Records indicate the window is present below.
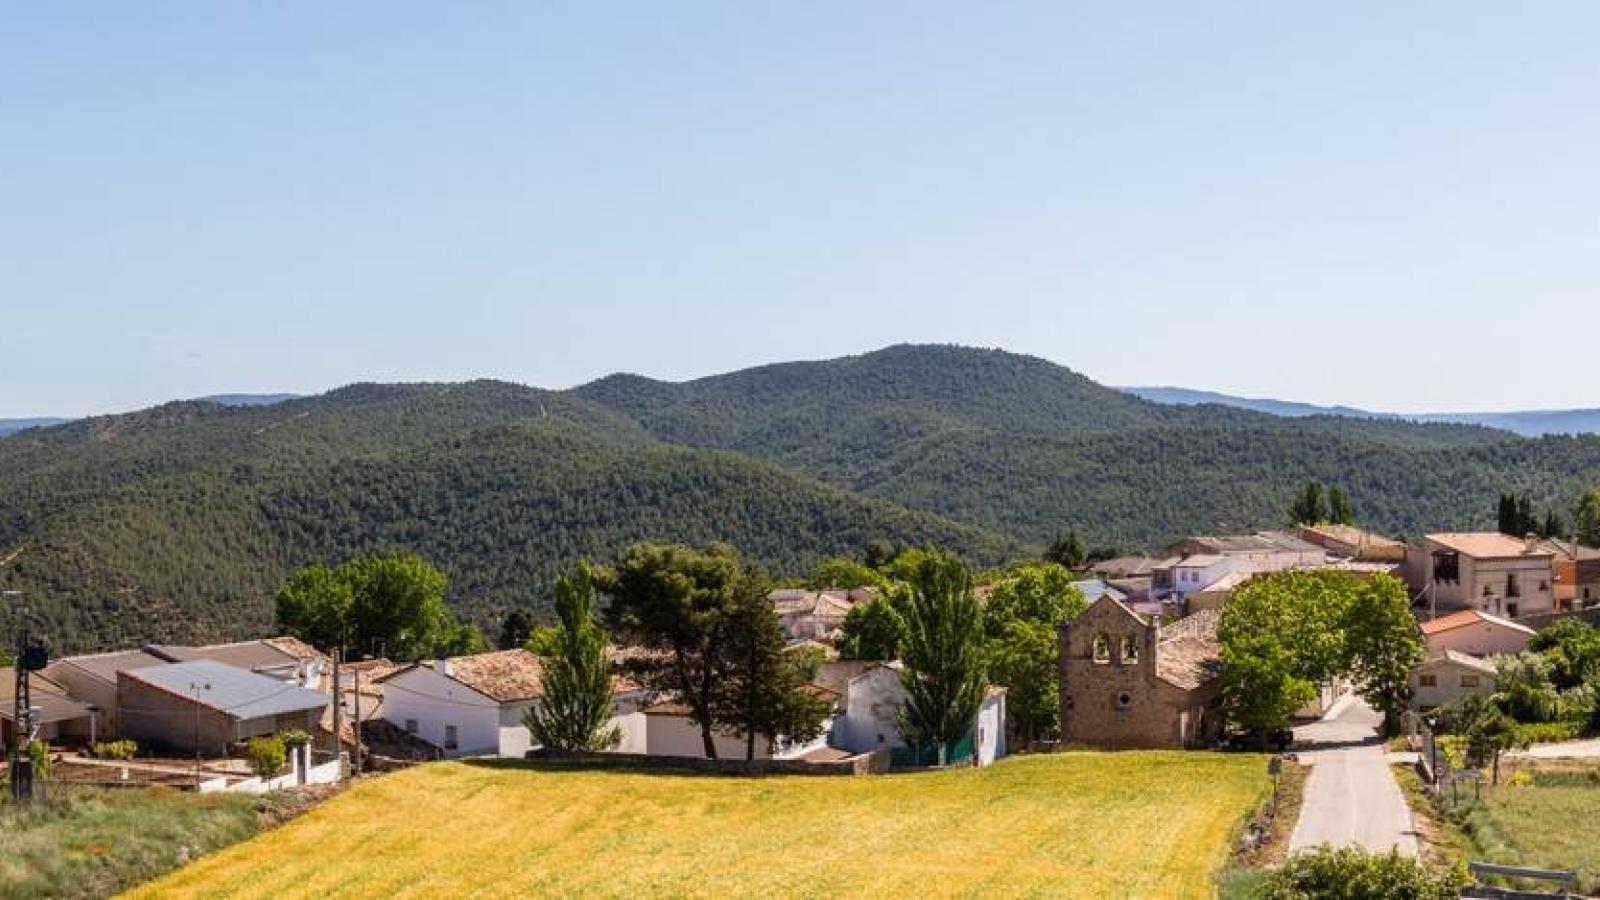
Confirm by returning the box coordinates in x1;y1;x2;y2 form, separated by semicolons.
1115;691;1133;710
1459;675;1480;688
1432;551;1460;583
1120;635;1139;666
1419;674;1438;687
1092;634;1112;664
404;719;418;735
444;725;459;750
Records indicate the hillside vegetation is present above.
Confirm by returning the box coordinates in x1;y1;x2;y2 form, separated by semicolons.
4;344;1599;652
126;753;1270;899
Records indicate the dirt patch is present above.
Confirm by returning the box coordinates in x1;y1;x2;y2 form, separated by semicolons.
255;782;349;830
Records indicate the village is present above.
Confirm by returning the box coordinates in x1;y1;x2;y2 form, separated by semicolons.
4;513;1599;897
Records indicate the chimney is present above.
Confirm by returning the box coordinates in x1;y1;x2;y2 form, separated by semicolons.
1525;533;1541;555
437;656;452;677
1144;613;1161;664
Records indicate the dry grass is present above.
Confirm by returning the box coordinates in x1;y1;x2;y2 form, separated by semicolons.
125;752;1271;900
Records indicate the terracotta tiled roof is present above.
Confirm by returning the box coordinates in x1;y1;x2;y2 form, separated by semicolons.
1419;650;1498;676
427;650;544;703
1155;609;1222;691
1420;609;1535;637
1427;532;1552;559
263;636;325;661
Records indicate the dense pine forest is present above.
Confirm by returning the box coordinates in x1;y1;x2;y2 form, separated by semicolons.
3;344;1597;652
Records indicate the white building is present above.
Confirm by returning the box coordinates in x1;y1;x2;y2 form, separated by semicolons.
1407;533;1557;621
378;649;648;758
1420;609;1536;659
824;662;1007;766
641;695;837;760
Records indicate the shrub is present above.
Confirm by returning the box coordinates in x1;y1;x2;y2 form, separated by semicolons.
1511;720;1584;745
27;740;49;781
246;736;287;781
278;729;311;749
1264;847;1457;899
91;739;139;760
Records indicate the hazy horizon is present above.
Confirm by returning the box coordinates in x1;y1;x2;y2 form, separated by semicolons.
7;4;1599;417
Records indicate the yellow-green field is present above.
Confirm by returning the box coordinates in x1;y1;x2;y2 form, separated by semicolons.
126;752;1270;899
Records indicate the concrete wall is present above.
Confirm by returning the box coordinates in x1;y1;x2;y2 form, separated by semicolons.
529;747;893;776
42;666;121;736
975;692;1006;765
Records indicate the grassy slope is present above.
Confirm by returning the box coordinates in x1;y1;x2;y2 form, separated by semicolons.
1466;764;1600;893
0;789;259;900
127;753;1270;900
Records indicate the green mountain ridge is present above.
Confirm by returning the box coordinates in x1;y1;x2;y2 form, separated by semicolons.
4;344;1596;653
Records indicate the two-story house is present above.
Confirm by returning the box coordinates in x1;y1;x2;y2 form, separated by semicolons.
1407;533;1556;621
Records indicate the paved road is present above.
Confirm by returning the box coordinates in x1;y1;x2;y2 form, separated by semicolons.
1515;738;1600;759
1288;698;1419;857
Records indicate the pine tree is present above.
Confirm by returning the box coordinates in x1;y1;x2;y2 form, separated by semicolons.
1327;486;1354;526
1497;494;1518;535
1043;529;1087;568
1576;489;1600;548
1516;496;1536;536
525;561;620;753
714;580;831;761
897;550;986;766
1289;482;1329;526
498;608;535;650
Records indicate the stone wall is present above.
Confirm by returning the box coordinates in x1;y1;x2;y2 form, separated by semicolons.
525;747;892;776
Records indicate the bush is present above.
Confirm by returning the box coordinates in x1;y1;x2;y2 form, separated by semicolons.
1264;847;1457;899
1511;720;1585;745
27;740;49;781
278;729;311;749
245;736;287;781
91;739;139;760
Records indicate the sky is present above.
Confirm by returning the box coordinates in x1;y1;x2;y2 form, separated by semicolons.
4;3;1600;418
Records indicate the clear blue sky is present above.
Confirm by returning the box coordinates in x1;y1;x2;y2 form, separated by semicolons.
5;3;1599;417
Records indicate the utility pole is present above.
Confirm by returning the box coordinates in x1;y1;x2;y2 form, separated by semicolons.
351;665;362;777
330;646;343;778
6;590;34;804
189;680;211;789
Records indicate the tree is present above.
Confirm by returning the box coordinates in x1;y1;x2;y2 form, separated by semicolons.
602;543;745;759
806;557;885;591
836;592;908;660
896;550;986;766
1517;495;1536;536
1542;510;1564;541
1493;652;1561;723
275;554;471;661
1043;530;1087;569
246;735;287;780
1342;575;1424;736
1218;631;1317;740
498;608;535;651
1528;618;1600;691
715;591;831;760
525;561;621;753
981;564;1089;745
1327;486;1354;526
1497;493;1519;536
1465;705;1524;785
1288;482;1328;526
863;538;899;570
1576;489;1600;548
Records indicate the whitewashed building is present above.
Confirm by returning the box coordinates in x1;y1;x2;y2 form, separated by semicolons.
823;662;1007;766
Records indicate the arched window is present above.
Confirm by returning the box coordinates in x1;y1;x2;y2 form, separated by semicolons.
1092;634;1112;664
1120;635;1139;666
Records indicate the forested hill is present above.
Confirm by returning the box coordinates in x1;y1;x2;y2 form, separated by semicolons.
4;344;1599;652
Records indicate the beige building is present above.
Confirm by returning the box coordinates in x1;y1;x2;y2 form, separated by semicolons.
1410;651;1497;712
1058;597;1220;749
1407;533;1556;621
1420;609;1535;658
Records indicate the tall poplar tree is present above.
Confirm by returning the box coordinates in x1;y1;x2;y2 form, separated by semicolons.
897;549;986;766
525;561;620;752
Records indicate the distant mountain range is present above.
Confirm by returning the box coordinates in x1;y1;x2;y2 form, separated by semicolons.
0;393;298;436
1121;387;1600;438
5;347;1599;652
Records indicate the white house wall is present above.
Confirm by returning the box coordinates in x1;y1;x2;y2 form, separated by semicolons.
380;667;506;758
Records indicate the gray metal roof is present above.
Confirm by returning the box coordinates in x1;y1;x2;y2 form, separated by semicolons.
122;659;327;721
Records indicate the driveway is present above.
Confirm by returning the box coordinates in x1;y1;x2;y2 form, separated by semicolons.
1288;698;1419;857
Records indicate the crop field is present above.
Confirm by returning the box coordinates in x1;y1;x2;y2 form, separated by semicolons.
126;752;1271;899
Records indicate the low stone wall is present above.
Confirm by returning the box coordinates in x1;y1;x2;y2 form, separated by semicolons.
525;748;892;776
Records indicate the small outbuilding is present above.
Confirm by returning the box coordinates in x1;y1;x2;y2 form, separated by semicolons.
117;659;328;755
